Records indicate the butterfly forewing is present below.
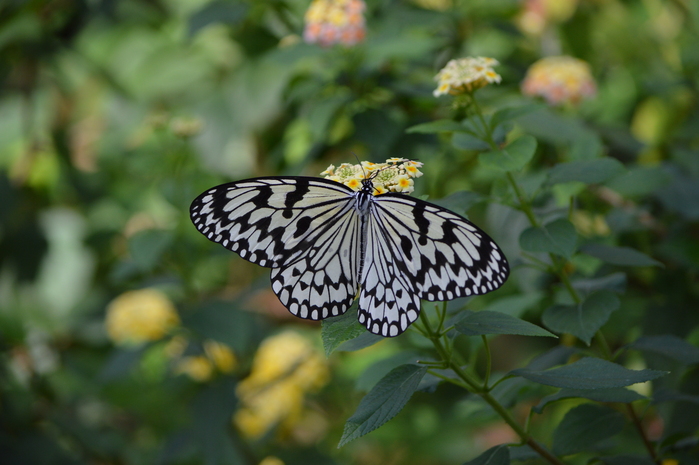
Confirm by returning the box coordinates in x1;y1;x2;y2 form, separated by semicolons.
190;177;355;268
370;194;510;302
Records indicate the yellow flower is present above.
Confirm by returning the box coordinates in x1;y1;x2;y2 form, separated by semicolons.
434;57;502;97
259;457;285;465
321;158;423;195
174;356;214;382
303;0;366;47
234;331;329;439
204;340;237;373
105;289;180;345
522;56;597;106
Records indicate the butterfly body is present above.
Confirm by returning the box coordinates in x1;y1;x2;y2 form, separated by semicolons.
191;175;509;337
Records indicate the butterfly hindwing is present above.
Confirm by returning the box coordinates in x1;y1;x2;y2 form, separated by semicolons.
371;193;510;303
270;201;362;321
358;210;421;337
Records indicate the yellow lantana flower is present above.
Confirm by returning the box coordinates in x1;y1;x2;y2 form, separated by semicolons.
105;289;180;345
434;57;501;97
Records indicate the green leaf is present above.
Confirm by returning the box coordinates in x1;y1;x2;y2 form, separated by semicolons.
552;404;625;456
431;190;485;215
479;135;537;172
464;445;510;465
533;387;645;413
406;119;466;134
356;352;420;391
580;243;663;267
321;306;366;356
453;132;490;150
455;311;556;338
490;104;542;130
337;331;384;353
339;364;428;447
542;290;620;345
188;1;248;37
605;166;671;198
481;292;544;318
128;229;173;271
546;158;625;185
510;357;668;389
629;335;699;365
519;218;577;258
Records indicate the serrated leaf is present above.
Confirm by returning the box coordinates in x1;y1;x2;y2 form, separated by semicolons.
542;290;620;345
337;331;384;353
479;135;537;172
406;119;466;133
455;311;556;338
520;218;577;258
356;352;420;391
533;387;645;413
580;243;663;267
464;444;510;465
510;357;667;389
339;364;427;447
321;306;365;356
629;335;699;365
552;404;625;456
546;158;625;185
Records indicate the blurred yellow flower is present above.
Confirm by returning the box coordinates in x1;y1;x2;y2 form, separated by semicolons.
259;457;285;465
174;356;214;382
304;0;366;47
517;0;579;35
411;0;451;11
204;340;237;373
321;158;424;195
234;331;329;439
105;289;180;345
433;57;501;97
522;56;597;106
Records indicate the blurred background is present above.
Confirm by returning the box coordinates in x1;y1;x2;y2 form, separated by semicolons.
1;0;698;464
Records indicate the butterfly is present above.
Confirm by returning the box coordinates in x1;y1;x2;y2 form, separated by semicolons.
190;169;509;337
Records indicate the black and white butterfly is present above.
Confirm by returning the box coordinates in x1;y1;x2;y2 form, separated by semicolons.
190;174;509;337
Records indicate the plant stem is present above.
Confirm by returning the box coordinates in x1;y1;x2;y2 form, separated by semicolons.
481;335;492;389
420;311;566;465
626;403;661;465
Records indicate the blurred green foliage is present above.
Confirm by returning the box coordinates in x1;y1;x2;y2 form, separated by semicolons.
1;0;699;464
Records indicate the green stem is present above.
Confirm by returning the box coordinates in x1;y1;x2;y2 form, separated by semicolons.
481;335;492;390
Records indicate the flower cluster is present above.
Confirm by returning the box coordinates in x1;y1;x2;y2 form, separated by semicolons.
521;56;597;106
517;0;579;35
321;158;423;195
105;289;180;345
303;0;366;47
169;338;238;382
234;331;329;439
433;57;502;97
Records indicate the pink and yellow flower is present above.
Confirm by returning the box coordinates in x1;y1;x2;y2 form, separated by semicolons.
521;56;597;106
304;0;366;47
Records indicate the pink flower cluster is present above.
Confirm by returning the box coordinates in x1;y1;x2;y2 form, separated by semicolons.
303;0;366;47
521;56;597;106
